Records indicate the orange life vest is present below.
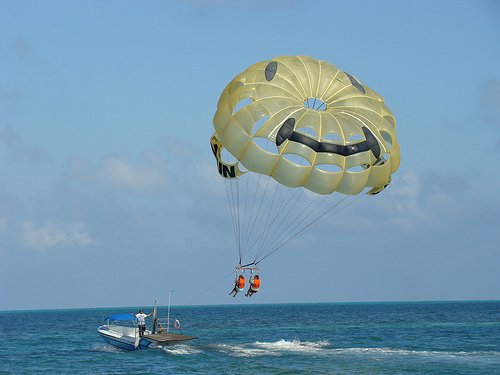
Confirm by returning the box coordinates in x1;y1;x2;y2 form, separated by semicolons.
252;278;261;289
237;277;245;289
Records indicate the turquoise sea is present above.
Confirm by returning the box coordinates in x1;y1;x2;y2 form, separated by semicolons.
1;301;499;374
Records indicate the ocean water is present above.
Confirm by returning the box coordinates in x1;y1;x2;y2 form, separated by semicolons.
1;301;499;374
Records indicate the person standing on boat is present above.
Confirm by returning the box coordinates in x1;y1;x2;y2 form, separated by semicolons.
135;309;151;337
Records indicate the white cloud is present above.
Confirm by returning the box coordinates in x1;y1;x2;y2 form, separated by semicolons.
21;221;94;250
388;171;429;223
370;168;474;232
195;158;225;195
67;152;168;193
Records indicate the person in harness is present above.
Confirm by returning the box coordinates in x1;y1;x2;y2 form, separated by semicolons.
245;274;260;297
229;274;245;297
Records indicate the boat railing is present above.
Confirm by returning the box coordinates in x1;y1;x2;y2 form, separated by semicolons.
99;316;145;338
155;317;180;334
155;318;169;333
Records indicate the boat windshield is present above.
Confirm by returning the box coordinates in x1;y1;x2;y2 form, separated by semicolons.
104;313;135;322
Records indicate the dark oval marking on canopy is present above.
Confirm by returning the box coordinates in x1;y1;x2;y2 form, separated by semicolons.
265;61;278;81
362;126;381;159
344;72;366;94
276;118;380;159
276;118;295;146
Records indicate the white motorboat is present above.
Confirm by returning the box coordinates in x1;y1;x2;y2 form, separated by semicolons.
98;298;197;351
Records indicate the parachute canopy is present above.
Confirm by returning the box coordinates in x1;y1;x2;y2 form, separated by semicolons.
212;55;400;196
211;56;400;268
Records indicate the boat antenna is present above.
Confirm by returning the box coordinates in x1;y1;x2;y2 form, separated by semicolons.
152;299;158;334
167;290;174;334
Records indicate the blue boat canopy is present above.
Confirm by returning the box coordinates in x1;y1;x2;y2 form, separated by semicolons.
104;313;135;322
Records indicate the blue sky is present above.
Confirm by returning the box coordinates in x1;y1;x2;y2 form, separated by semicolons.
1;0;499;310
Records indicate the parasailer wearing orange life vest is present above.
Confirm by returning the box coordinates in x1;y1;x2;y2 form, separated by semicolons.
245;275;260;297
229;274;245;297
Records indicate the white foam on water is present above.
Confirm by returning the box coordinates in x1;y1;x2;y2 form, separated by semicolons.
254;339;331;354
92;344;124;353
214;343;274;357
214;339;330;357
161;344;202;356
333;347;500;358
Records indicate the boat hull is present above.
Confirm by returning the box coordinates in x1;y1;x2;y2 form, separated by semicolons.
98;327;155;351
97;314;197;351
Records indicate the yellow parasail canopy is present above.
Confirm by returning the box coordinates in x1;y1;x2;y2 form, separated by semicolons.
212;55;400;196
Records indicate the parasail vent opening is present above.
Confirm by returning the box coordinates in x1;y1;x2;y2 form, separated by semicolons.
283;153;311;167
233;97;253;115
346;164;367;172
381;130;393;150
253;137;279;155
315;164;343;173
304;98;327;111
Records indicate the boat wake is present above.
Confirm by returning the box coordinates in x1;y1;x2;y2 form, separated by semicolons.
161;344;202;356
92;344;125;353
255;339;331;353
214;339;331;357
333;347;500;359
212;340;500;360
